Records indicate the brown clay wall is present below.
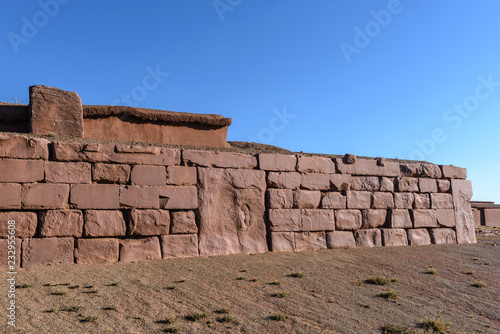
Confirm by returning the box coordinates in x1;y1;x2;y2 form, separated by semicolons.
0;133;476;268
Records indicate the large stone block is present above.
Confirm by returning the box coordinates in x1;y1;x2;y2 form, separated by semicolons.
0;159;44;182
388;209;413;228
39;210;83;237
29;85;84;137
301;173;331;190
84;210;126;237
451;179;475;243
127;209;170;236
301;209;335;231
0;212;37;238
330;174;352;191
45;161;91;184
352;176;379;191
413;209;438;228
22;237;74;267
131;165;166;185
394;193;414;209
346;191;371;209
293;190;321;209
75;238;119;264
472;208;481;227
372;192;394;209
267;189;293;209
70;184;119;209
158;186;198;209
484;208;500;227
336;209;362;230
396;177;419;192
430;193;453;209
441;165;467;179
170;211;197;234
0;183;21;209
354;229;382;248
92;163;131;184
270;232;295;252
414;194;430;209
419;178;438;193
382;229;408;247
268;209;301;232
267;172;301;189
429;228;457;244
437;180;450;193
161;234;199;258
361;210;387;228
326;231;356;249
379;177;394;192
119;237;162;263
258;154;296;171
407;229;431;245
120;185;159;209
297;156;334;173
166;166;197;186
197;168;267;256
400;163;442;179
294;232;327;251
436;209;456;227
0;133;49;160
0;238;21;267
335;158;400;177
182;150;257;169
321;192;346;209
22;183;69;209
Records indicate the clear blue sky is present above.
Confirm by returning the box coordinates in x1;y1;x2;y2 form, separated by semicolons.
2;1;500;203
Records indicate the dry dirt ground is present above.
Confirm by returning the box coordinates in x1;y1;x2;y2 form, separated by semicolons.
1;228;499;334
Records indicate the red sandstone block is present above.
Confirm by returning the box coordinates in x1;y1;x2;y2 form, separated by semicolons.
22;237;74;267
484;208;500;227
413;209;438;228
400;163;442;178
297;156;335;173
380;177;394;192
0;183;21;209
301;173;331;191
472;208;481;227
437;180;450;193
441;165;467;179
270;232;295;252
429;228;456;244
166;166;197;185
70;184;119;209
301;209;335;231
396;177;419;192
336;210;362;230
119;237;162;263
45;161;91;184
436;209;455;227
128;209;170;236
361;210;387;228
293;190;321;209
131;165;166;185
161;234;199;258
352;176;379;191
92;163;131;184
0;159;44;182
372;192;394;209
330;174;352;191
170;211;197;234
267;189;293;209
267;172;301;189
268;209;301;232
120;185;159;209
388;209;413;228
335;158;400;177
0;239;21;268
0;133;49;160
382;229;408;247
419;178;438;193
430;193;453;209
182;150;257;169
39;210;83;237
75;238;120;264
22;183;69;209
414;194;430;209
326;231;356;249
0;212;37;238
84;210;126;237
394;193;414;209
346;191;371;209
259;154;296;171
407;229;431;246
354;229;382;248
294;231;327;251
451;179;475;244
321;192;346;209
158;186;198;209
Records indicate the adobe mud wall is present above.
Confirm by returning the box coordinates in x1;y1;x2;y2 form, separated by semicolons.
0;133;475;268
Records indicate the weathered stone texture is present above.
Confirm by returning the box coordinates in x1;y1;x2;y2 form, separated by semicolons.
40;210;83;237
45;161;91;184
22;183;69;209
293;190;321;209
330;174;352;191
441;165;467;179
396;177;419;192
419;178;437;193
347;191;371;209
161;234;199;258
335;158;400;177
70;184;119;209
394;193;414;209
301;209;335;231
75;238;119;264
400;163;442;179
301;173;331;190
407;229;431;246
361;210;387;229
294;232;327;251
268;209;301;232
336;210;362;230
259;154;296;171
414;194;430;209
92;163;131;184
267;172;301;189
437;180;450;193
436;209;456;227
159;186;198;209
352;176;379;191
484;209;500;227
372;192;394;209
0;133;49;160
120;237;162;263
84;210;126;237
0;212;37;238
170;211;197;234
413;209;438;228
429;228;456;244
131;165;166;185
127;209;170;236
270;232;295;252
430;193;453;209
326;231;356;249
0;183;21;209
388;209;413;229
197;168;267;256
379;177;394;192
120;185;159;208
166;166;197;185
355;229;382;247
321;192;346;209
183;150;257;169
22;237;74;267
297;156;334;173
451;179;476;244
382;229;408;247
267;189;293;209
0;159;44;182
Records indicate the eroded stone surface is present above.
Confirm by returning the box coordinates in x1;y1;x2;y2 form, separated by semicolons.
336;210;362;230
75;238;119;264
170;211;197;234
127;209;170;236
293;190;321;209
267;189;293;209
429;228;456;244
388;209;413;229
270;232;295;252
84;210;126;237
161;234;199;258
259;154;296;171
451;179;476;244
183;150;257;169
355;229;382;248
267;172;301;189
361;210;387;228
22;237;74;267
382;229;408;247
321;192;346;209
294;232;327;251
407;229;431;246
326;231;356;249
40;210;83;237
0;133;49;159
120;237;162;263
92;163;131;184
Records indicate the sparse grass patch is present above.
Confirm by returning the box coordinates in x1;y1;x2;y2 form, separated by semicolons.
472;257;479;261
45;308;58;313
471;281;486;288
359;303;371;309
378;290;400;300
51;290;67;296
327;297;337;303
465;271;475;276
16;283;33;289
270;280;281;286
484;262;491;266
269;313;287;321
81;315;98;323
240;269;247;273
390;277;399;283
419;317;451;333
85;288;99;294
366;276;390;286
158;315;176;324
217;315;239;324
165;285;176;290
84;284;94;289
164;327;180;333
380;323;414;334
185;312;207;322
426;267;437;275
288;272;306;278
67;305;85;312
109;282;120;286
236;276;246;280
103;304;117;311
69;285;80;289
249;277;260;282
271;291;287;298
350;280;363;286
215;308;230;314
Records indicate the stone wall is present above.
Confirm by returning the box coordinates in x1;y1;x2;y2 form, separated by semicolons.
472;201;500;227
0;133;475;268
